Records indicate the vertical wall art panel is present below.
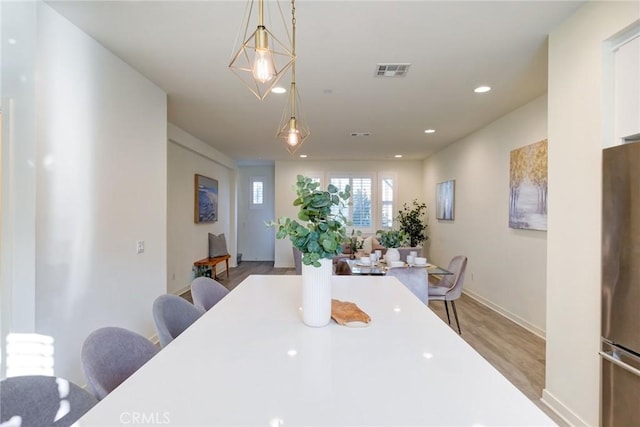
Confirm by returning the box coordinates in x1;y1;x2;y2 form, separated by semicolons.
195;174;218;223
436;180;455;220
509;139;548;230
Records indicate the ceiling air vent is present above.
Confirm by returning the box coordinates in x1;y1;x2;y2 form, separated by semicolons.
375;63;411;77
350;132;371;137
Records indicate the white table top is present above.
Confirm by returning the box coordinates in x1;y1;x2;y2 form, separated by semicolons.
78;275;555;426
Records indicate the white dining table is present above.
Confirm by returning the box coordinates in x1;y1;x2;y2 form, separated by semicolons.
78;275;556;426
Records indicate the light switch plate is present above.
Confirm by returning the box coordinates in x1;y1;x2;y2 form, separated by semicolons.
136;240;145;254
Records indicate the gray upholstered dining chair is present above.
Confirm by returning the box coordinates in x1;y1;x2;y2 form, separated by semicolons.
152;294;203;347
81;326;158;400
428;255;468;334
0;375;98;426
386;267;429;304
191;277;229;312
397;247;422;262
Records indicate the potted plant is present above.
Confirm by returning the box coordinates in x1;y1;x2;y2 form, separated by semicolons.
345;229;363;259
397;200;428;248
269;175;351;327
376;229;409;263
376;229;409;248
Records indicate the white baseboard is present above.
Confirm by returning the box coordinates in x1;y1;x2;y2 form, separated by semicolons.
542;389;590;427
274;262;294;268
174;283;190;296
463;289;546;339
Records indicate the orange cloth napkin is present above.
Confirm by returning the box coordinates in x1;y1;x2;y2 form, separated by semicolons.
331;299;371;325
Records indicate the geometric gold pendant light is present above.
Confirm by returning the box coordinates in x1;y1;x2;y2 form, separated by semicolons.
277;83;310;154
229;0;295;100
277;0;310;154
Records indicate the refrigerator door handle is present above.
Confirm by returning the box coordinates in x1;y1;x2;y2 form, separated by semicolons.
600;351;640;378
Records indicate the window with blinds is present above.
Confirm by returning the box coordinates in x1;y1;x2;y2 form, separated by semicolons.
326;173;395;231
381;176;394;228
250;177;264;208
329;177;351;221
329;175;373;230
351;177;372;228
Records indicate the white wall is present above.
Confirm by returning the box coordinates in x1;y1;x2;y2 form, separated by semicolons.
238;166;275;261
614;35;640;141
167;124;237;295
423;95;548;337
35;2;167;384
1;1;38;378
545;3;639;426
274;160;424;267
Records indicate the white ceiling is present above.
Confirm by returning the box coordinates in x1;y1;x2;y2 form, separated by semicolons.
47;0;584;165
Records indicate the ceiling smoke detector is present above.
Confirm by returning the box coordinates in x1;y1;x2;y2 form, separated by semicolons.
350;132;371;137
375;63;411;77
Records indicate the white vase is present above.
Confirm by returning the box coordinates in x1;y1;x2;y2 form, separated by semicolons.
301;258;333;327
385;247;400;263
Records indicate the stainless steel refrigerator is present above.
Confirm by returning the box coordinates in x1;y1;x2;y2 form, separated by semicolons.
601;140;640;427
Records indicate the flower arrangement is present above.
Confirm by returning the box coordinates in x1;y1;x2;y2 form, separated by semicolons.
269;175;351;267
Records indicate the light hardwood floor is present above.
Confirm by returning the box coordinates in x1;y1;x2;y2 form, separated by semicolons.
181;261;567;426
429;294;567;426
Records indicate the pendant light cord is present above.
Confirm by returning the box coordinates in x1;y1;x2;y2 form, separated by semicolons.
290;0;297;115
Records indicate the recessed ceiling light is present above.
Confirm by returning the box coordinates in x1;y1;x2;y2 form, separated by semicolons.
299;154;307;158
474;86;491;93
8;38;17;45
394;154;403;158
424;129;436;134
271;86;287;94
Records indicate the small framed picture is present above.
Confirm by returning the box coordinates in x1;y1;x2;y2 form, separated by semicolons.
436;180;455;220
195;174;218;223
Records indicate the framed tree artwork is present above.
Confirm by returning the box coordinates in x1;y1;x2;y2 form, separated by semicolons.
509;139;548;230
195;174;218;223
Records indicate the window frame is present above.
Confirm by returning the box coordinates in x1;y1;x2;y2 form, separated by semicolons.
327;172;376;234
379;172;397;230
249;176;265;209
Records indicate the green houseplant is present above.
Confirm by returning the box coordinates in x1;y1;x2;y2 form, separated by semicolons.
270;175;351;267
376;229;409;248
345;229;363;259
397;200;428;247
375;229;408;263
269;175;351;327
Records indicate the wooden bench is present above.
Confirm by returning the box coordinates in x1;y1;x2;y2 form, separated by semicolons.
193;254;231;280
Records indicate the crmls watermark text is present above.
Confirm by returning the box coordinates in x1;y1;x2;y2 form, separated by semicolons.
119;412;171;425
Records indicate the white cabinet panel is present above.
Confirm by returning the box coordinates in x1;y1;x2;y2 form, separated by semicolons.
615;35;640;141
